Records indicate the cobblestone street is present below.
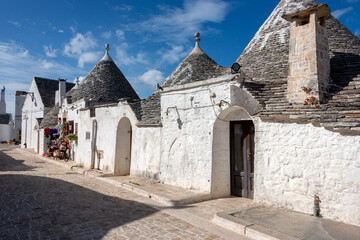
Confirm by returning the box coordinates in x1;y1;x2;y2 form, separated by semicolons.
0;145;231;240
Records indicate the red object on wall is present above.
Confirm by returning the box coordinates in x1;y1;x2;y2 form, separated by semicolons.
44;128;50;135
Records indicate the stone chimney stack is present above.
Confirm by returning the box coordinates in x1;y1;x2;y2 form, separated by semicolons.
283;4;331;104
0;86;6;114
59;79;66;106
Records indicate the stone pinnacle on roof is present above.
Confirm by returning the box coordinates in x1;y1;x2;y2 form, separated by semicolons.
101;43;113;62
161;32;227;87
191;32;203;54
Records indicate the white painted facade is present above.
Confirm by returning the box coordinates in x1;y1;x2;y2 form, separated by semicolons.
21;79;50;152
75;101;161;178
0;124;13;142
57;97;85;161
14;94;26;142
160;78;360;226
255;120;360;226
0;87;14;142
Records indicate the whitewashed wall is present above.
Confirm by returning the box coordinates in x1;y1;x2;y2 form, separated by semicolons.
76;102;161;176
160;77;360;226
60;99;86;162
77;108;92;168
14;95;26;142
21;79;50;153
0;124;13;142
254;120;360;226
160;78;236;192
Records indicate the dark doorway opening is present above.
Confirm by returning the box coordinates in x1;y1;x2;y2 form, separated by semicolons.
230;121;255;199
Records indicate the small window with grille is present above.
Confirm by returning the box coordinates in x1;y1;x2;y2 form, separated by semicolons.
86;131;91;140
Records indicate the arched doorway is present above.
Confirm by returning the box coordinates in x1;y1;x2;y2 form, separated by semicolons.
114;117;132;176
211;107;255;199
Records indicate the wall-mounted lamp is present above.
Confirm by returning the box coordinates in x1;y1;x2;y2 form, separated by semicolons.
231;63;241;73
217;100;232;108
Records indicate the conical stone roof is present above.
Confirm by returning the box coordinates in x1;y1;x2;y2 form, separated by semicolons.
69;44;139;104
162;33;228;88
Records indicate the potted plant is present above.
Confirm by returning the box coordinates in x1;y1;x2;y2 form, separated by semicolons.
65;134;78;142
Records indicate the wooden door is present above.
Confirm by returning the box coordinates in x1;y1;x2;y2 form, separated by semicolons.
230;121;255;199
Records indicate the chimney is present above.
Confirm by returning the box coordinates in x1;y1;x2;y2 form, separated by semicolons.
0;86;6;114
59;79;66;106
283;4;331;105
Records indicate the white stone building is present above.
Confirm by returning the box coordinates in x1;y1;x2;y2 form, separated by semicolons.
0;86;14;142
14;91;26;142
41;0;360;227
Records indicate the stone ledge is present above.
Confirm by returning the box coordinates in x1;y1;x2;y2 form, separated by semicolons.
213;207;298;240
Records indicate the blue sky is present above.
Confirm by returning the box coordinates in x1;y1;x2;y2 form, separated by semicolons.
1;0;360;116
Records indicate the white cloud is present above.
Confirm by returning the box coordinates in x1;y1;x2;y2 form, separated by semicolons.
0;42;80;78
0;41;84;115
157;45;189;65
41;60;55;69
115;43;148;66
105;2;133;11
332;7;354;19
58;29;64;33
355;29;360;36
101;31;112;39
63;32;101;67
73;76;86;84
138;69;164;86
8;21;21;27
43;45;57;57
135;0;229;43
78;52;102;68
347;0;358;3
64;32;97;56
70;26;76;34
116;29;125;40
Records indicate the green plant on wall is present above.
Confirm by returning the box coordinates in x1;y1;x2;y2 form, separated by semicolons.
65;134;78;142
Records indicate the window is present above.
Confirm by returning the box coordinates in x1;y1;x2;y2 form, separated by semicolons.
86;131;91;140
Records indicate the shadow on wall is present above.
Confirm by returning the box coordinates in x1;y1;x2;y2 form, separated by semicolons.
0;174;159;239
329;52;360;98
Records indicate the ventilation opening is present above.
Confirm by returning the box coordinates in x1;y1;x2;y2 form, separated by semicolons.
318;17;326;27
296;16;310;26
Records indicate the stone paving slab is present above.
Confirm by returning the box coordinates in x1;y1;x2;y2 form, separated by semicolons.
214;205;360;240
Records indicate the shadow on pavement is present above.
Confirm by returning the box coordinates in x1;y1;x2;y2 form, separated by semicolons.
0;174;159;239
0;149;36;172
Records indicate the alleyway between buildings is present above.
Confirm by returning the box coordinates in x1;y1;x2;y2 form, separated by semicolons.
0;144;247;240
